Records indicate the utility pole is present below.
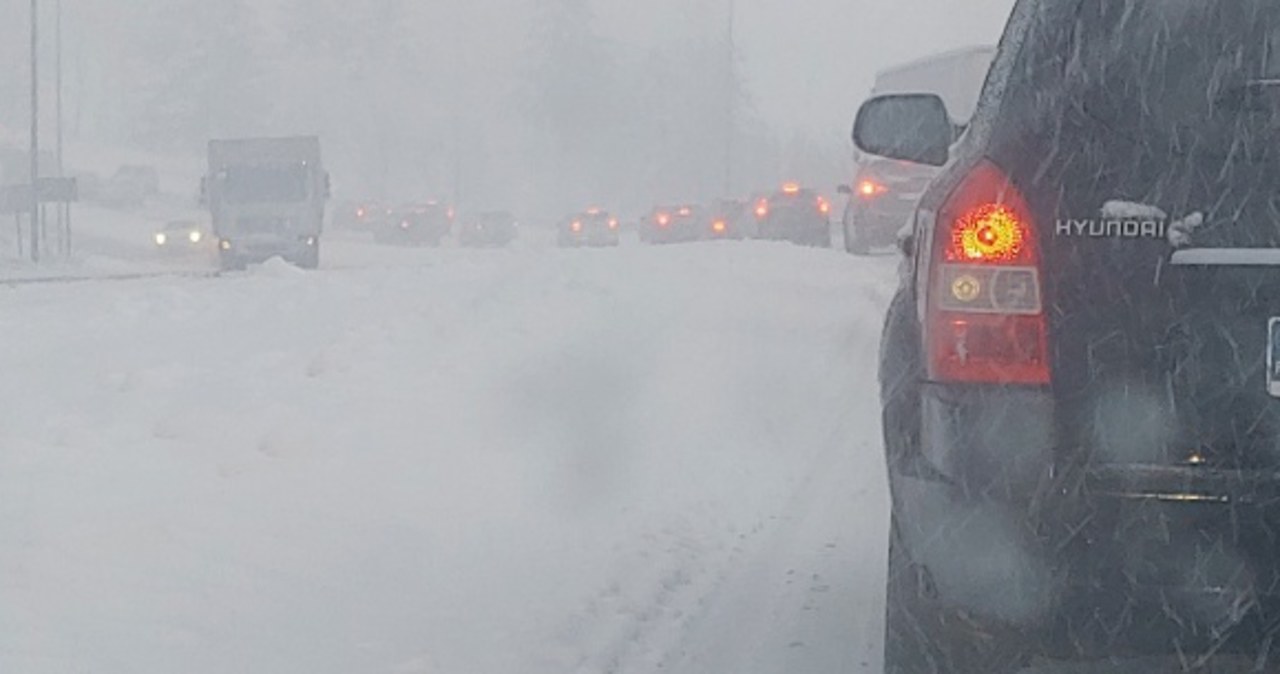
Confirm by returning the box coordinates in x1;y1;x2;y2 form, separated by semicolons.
30;0;41;263
56;0;65;257
723;0;736;198
55;0;63;182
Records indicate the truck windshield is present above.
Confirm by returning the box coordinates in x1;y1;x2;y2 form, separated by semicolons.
220;164;309;204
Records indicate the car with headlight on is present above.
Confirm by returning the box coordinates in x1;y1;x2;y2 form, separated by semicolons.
640;204;705;244
705;198;751;240
752;183;832;247
841;46;995;255
154;220;209;253
333;201;390;232
459;211;519;248
375;201;454;246
558;209;619;248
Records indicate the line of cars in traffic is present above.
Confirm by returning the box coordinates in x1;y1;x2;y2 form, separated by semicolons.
321;179;838;252
332;201;520;248
556;182;834;249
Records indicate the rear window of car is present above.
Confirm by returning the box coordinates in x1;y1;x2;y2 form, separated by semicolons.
1068;0;1280;158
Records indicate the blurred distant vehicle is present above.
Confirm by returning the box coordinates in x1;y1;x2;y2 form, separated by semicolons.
375;201;454;246
459;211;518;248
558;208;619;248
752;183;832;247
640;204;705;244
332;201;390;231
204;136;329;271
841;45;995;255
705;198;751;240
153;220;208;254
117;165;160;196
100;169;152;210
73;171;104;203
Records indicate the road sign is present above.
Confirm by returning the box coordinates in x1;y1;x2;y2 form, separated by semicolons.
38;176;77;202
0;177;77;214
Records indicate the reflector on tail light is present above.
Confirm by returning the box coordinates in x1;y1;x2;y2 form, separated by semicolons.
857;179;888;198
926;159;1048;385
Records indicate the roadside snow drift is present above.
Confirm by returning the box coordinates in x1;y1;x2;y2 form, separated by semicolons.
0;243;895;674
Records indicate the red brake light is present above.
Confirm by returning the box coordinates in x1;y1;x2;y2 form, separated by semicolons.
817;197;830;215
657;213;671;227
948;203;1029;263
926;159;1048;385
712;220;727;233
857;179;889;199
678;207;692;216
754;200;768;218
356;208;366;218
571;220;583;232
782;182;800;194
608;218;619;230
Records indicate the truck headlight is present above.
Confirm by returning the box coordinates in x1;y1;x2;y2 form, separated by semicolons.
219;239;232;251
154;233;167;246
189;231;203;243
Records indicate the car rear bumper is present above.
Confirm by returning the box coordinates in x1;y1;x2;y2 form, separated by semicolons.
901;385;1280;656
846;201;914;244
220;239;315;263
755;218;828;241
561;232;619;247
644;227;701;243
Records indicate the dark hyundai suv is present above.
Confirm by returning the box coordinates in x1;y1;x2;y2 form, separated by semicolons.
858;0;1280;671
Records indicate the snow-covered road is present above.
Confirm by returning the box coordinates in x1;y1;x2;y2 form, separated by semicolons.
0;237;897;674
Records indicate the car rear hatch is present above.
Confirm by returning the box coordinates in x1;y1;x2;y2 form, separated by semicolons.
1036;0;1280;473
856;157;938;208
768;190;827;223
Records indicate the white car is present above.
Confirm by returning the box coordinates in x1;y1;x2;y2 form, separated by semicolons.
154;220;208;253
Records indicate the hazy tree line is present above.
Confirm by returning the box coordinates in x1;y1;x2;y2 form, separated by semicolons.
0;0;845;218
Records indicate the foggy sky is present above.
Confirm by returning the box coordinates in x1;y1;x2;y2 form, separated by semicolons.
599;0;1016;137
0;0;1018;213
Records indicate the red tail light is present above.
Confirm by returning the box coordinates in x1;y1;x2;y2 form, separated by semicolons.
857;179;889;199
571;220;583;233
926;159;1048;385
657;213;671;227
608;218;619;230
712;220;727;233
817;197;830;215
755;200;769;219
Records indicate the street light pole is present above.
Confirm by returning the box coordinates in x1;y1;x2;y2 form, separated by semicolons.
55;0;63;180
56;0;65;257
30;0;41;263
723;0;736;198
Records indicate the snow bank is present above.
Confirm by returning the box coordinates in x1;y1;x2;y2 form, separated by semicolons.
0;242;896;674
